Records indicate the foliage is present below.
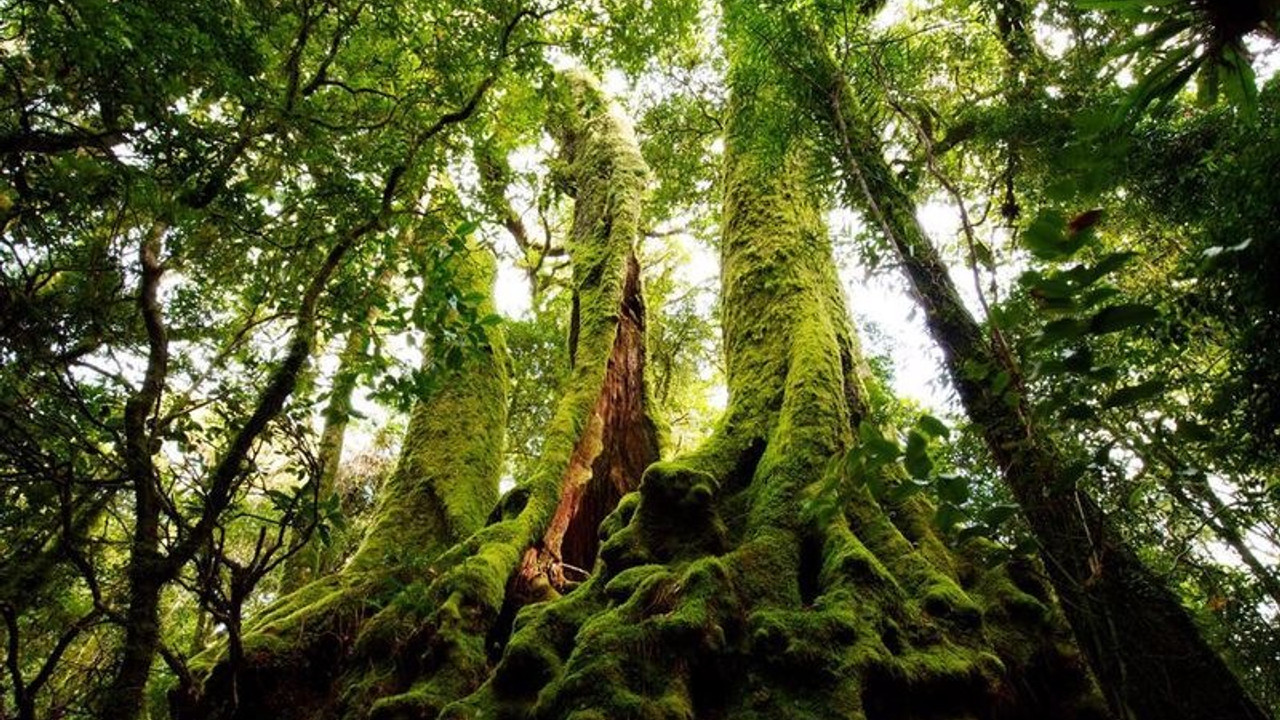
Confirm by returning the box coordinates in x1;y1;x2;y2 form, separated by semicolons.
2;0;1279;717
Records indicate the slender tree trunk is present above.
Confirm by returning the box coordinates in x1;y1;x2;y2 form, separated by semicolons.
779;16;1268;720
1136;428;1280;608
102;221;170;720
279;322;368;592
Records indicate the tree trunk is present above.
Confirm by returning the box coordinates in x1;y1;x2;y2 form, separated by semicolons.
194;59;1111;720
102;221;170;720
279;323;368;592
777;14;1269;720
181;71;660;720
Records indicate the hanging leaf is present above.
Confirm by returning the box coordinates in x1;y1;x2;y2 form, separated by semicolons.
1039;318;1087;343
934;503;967;533
917;414;950;439
1103;380;1166;408
1021;211;1070;260
1089;303;1159;334
903;430;933;479
936;473;970;505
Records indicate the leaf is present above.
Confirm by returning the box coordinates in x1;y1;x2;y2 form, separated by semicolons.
1103;380;1165;408
934;503;967;533
1022;211;1070;260
1118;44;1199;123
936;473;970;505
1067;208;1104;233
1039;318;1087;343
1060;403;1097;421
864;471;886;502
917;414;950;439
1060;251;1137;288
1175;420;1215;443
1089;303;1159;334
1220;44;1259;120
888;479;929;503
973;240;995;270
858;422;902;464
992;370;1011;395
265;489;293;511
957;524;992;543
455;219;480;237
1012;537;1040;557
903;430;933;480
1062;346;1093;373
981;503;1021;527
1024;272;1075;300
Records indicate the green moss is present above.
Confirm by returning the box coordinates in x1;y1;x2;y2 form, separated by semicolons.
348;248;508;573
190;49;1102;720
407;12;1106;719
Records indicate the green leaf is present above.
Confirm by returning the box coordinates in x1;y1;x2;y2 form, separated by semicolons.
904;430;933;479
1060;251;1137;288
1062;346;1093;373
1037;318;1087;345
1089;303;1159;334
1021;211;1069;260
973;240;995;270
936;473;970;505
888;479;929;503
957;524;992;543
934;503;967;533
1103;380;1165;408
981;503;1021;527
1175;420;1215;443
1012;537;1040;557
917;414;950;439
1060;403;1097;421
859;422;902;464
992;370;1011;395
1220;44;1259;120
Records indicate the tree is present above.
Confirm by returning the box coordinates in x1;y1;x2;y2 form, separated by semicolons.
183;30;1109;720
2;0;1275;719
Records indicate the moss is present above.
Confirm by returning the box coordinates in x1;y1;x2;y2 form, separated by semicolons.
189;51;1103;720
409;11;1106;719
348;249;508;574
266;70;661;720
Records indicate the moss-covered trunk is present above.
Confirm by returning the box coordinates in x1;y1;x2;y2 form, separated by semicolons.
279;320;368;593
188;59;1111;719
771;13;1268;720
181;71;660;720
432;10;1103;717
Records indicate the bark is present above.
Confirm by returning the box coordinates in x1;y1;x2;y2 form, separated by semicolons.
777;14;1269;720
115;159;409;720
278;324;363;591
101;220;171;720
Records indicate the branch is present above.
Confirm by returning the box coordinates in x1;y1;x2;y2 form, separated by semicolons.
0;128;127;155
